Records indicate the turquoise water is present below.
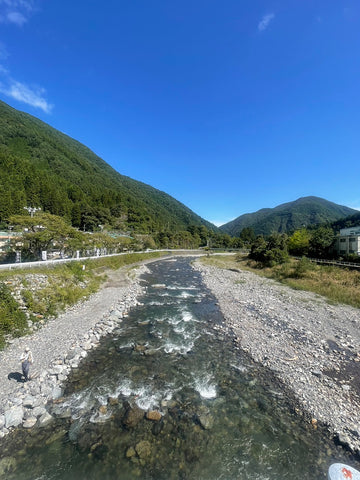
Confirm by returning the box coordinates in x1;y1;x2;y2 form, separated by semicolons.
0;257;355;479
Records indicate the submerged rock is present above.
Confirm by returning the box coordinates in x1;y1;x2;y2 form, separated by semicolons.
135;440;151;459
126;446;136;458
146;410;162;422
198;413;214;430
123;405;145;428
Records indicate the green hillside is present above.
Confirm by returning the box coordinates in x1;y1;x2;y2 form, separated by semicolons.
220;196;357;237
0;100;215;234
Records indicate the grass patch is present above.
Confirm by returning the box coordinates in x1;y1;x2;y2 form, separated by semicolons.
200;254;360;309
0;251;166;348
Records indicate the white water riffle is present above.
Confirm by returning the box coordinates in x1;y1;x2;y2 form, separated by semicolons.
194;374;217;399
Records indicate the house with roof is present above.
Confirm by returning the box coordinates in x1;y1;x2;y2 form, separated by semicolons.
335;226;360;256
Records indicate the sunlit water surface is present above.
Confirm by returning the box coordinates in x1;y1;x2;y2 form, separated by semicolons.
0;257;354;479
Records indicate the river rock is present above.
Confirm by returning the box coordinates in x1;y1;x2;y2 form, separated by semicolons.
123;405;145;428
146;410;162;421
22;395;37;409
66;347;83;360
135;440;151;458
51;385;63;400
48;365;66;376
32;405;47;418
5;406;24;428
0;415;5;429
38;411;54;427
152;419;164;436
126;446;136;458
23;417;37;428
198;413;214;430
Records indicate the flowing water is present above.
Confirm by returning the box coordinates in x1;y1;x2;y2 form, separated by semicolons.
0;257;354;479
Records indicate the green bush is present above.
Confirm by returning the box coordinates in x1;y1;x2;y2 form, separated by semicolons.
0;282;28;348
292;257;315;279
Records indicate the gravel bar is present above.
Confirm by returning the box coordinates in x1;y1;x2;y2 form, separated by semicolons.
193;261;360;455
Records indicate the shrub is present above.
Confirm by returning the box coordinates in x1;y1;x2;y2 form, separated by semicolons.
0;282;28;348
292;257;314;279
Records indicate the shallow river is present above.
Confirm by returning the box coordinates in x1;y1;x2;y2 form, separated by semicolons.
1;257;353;479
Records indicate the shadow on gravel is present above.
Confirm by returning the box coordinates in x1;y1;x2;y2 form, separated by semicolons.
8;372;24;383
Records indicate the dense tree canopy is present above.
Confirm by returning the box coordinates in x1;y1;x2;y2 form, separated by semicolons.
0;100;216;236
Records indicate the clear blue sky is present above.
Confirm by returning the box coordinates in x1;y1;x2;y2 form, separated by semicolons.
1;0;359;226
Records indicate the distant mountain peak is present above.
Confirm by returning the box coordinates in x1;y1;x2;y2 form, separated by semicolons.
220;196;357;236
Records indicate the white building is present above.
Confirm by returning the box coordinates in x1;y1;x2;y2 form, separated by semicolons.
335;226;360;256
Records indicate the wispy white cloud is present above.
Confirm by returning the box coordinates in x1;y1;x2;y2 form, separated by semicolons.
0;0;33;25
0;70;53;113
0;0;52;112
0;0;33;11
258;13;275;32
6;10;27;25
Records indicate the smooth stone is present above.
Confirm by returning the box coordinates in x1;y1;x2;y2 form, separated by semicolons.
23;417;37;428
146;410;162;422
22;395;36;409
32;406;47;418
51;386;63;400
38;412;54;427
5;406;24;428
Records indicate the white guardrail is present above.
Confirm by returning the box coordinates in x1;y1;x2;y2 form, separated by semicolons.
0;249;209;271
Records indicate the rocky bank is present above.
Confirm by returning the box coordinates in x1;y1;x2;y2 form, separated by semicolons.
0;264;147;438
193;260;360;456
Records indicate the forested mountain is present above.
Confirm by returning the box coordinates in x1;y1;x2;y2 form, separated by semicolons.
0;100;216;234
330;211;360;232
220;196;357;237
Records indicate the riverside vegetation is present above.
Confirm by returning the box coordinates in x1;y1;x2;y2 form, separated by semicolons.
0;251;164;349
201;254;360;309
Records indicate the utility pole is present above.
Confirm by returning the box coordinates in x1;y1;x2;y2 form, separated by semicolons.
24;206;41;218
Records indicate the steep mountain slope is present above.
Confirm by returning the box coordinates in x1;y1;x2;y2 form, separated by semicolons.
0;100;215;233
220;196;357;236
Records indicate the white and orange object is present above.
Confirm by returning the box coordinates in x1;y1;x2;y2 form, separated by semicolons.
328;464;360;480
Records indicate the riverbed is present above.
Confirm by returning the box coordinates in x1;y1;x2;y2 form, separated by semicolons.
0;257;356;479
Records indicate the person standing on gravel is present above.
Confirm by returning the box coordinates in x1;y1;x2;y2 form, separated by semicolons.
20;346;33;382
